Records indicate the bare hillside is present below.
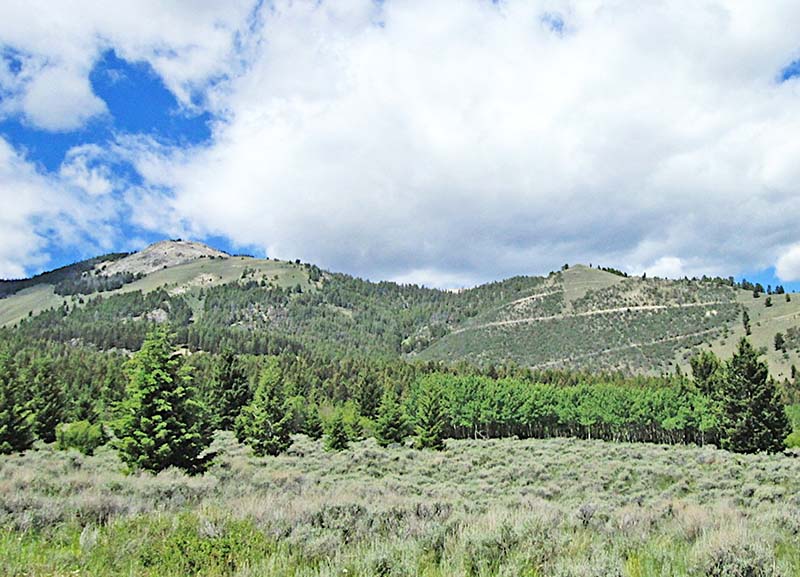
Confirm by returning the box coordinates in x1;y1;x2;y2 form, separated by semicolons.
97;240;229;277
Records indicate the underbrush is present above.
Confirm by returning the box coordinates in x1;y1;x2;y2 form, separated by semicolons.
2;435;800;576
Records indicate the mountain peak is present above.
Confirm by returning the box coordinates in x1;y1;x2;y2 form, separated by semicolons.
99;239;229;277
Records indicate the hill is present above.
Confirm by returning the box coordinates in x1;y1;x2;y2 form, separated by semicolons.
2;242;800;376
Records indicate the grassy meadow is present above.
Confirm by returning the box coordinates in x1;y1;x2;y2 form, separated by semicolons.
4;433;800;576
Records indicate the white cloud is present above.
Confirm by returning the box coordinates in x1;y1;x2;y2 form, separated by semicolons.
117;0;800;285
776;244;800;282
22;65;107;131
0;0;255;129
4;1;800;286
59;145;116;196
0;138;119;277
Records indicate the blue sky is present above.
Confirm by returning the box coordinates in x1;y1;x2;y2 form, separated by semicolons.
1;1;800;290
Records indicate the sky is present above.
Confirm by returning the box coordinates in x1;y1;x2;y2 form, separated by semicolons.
1;1;800;290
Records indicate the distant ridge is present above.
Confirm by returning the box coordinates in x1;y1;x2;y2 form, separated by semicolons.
1;243;800;377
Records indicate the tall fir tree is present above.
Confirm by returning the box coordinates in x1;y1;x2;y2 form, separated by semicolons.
26;357;66;443
690;349;722;396
303;403;324;440
719;338;790;453
113;326;211;473
325;410;350;451
414;383;446;450
209;350;251;430
375;388;408;447
0;352;34;454
234;358;292;456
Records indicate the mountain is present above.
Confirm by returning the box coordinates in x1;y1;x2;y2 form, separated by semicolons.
2;240;799;377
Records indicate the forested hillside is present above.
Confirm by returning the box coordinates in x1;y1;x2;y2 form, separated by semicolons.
5;242;797;375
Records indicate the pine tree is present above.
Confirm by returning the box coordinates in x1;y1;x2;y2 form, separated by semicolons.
209;350;251;430
113;326;211;474
26;357;66;443
742;310;751;336
414;384;446;450
234;358;292;456
375;388;408;447
690;350;722;396
325;410;349;451
718;338;790;453
304;403;324;440
775;332;786;352
0;352;34;454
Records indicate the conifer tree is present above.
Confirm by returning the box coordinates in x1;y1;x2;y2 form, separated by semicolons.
414;383;446;450
114;326;211;473
375;388;408;447
690;349;722;396
719;338;790;453
0;352;34;454
325;410;350;451
209;350;251;430
304;403;324;440
235;358;292;456
26;357;66;443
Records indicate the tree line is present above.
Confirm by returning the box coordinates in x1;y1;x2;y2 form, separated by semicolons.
0;325;791;471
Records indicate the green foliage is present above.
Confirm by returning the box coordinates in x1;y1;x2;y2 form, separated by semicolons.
325;410;350;451
55;420;107;455
414;381;446;450
718;338;790;453
234;358;292;456
208;350;251;430
303;403;324;440
26;357;66;443
374;389;408;447
775;332;786;352
409;373;719;445
690;349;722;396
113;326;211;473
0;352;34;454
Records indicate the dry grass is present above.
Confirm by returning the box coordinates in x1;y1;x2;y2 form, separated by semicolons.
2;435;800;576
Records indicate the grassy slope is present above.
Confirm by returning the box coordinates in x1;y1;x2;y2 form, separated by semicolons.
3;434;800;576
0;256;311;328
418;266;744;373
5;252;800;375
691;289;800;381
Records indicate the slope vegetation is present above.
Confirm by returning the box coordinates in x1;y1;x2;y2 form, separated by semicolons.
3;243;800;374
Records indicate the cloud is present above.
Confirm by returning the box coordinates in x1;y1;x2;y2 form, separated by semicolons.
776;245;800;282
59;145;117;196
116;0;800;285
0;137;119;277
4;1;800;286
0;0;255;130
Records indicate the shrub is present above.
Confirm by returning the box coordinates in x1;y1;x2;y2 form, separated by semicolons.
56;420;107;455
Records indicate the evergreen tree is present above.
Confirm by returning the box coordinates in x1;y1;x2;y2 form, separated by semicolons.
765;296;773;308
375;388;408;447
234;358;292;456
0;352;34;454
742;310;751;336
690;349;722;396
209;350;251;430
775;332;786;352
26;357;66;443
325;410;350;451
113;326;211;473
414;383;446;450
303;403;324;440
355;374;383;419
718;338;790;453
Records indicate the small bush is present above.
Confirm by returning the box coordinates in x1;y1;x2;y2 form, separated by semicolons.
56;421;107;455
